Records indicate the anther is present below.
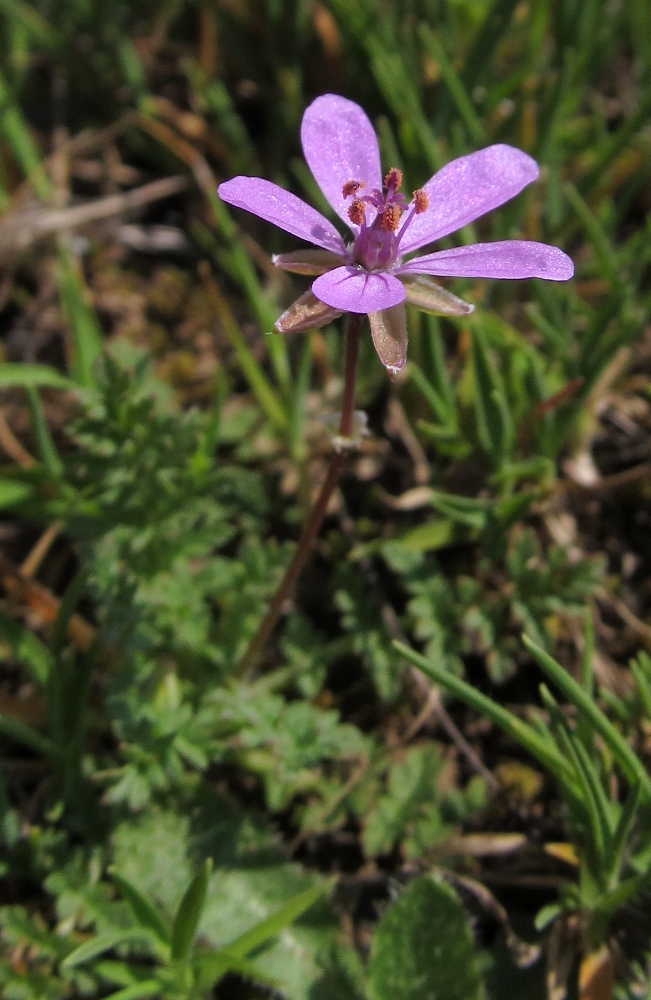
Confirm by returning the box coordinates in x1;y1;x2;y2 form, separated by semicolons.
348;199;366;225
343;180;364;199
384;168;403;191
380;204;401;231
413;189;429;214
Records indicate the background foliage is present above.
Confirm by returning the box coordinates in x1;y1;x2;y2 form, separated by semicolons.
0;0;650;997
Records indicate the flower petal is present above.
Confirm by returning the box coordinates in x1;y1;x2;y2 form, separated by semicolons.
398;145;539;255
218;176;345;255
397;241;574;280
274;290;343;334
312;266;405;313
301;94;382;229
369;304;408;375
272;248;343;275
401;275;475;316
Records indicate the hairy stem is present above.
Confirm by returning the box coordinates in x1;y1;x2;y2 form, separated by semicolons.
235;313;362;677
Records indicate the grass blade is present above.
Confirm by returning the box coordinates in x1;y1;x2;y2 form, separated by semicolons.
393;641;572;783
109;869;171;946
224;882;325;960
0;364;74;391
522;635;651;800
57;245;103;389
171;858;212;963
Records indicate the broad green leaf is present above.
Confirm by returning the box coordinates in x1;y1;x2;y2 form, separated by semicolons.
367;875;481;1000
171;858;212;962
112;807;338;1000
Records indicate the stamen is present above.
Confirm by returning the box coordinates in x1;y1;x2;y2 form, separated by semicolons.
348;199;366;225
413;189;429;214
384;168;403;191
380;203;401;231
343;180;364;199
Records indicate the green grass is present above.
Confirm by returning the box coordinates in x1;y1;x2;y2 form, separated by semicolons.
0;1;650;998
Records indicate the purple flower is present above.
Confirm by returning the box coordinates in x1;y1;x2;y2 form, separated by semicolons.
218;94;573;374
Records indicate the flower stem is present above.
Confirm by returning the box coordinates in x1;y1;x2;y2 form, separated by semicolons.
235;313;363;678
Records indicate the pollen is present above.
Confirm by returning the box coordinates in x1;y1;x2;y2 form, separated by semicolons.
413;189;429;214
380;203;401;231
348;199;366;225
384;168;403;191
342;180;364;199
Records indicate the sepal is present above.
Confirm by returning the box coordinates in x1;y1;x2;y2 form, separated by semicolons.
274;290;343;334
369;303;408;375
402;275;474;316
272;249;343;275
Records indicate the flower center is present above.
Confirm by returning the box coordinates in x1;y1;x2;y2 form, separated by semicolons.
341;168;429;271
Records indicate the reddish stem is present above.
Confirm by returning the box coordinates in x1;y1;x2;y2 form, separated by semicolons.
235;313;363;677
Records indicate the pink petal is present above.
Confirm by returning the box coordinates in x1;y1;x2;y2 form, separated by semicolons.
218;176;346;255
397;241;574;280
398;145;539;255
312;266;405;313
369;304;408;375
301;94;382;230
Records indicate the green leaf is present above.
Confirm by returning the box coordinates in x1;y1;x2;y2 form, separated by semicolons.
428;491;488;530
393;641;572;784
0;608;52;684
367;875;481;1000
224;882;325;960
103;982;161;1000
522;635;651;801
470;324;515;463
534;902;563;932
108;869;171;946
419;26;486;144
0;478;34;509
0;69;51;198
195;952;278;993
0;714;58;758
106;781;413;1000
62;928;157;969
395;518;476;553
171;858;212;963
27;386;64;478
0;363;74;390
57;244;103;389
538;685;609;867
606;780;642;884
